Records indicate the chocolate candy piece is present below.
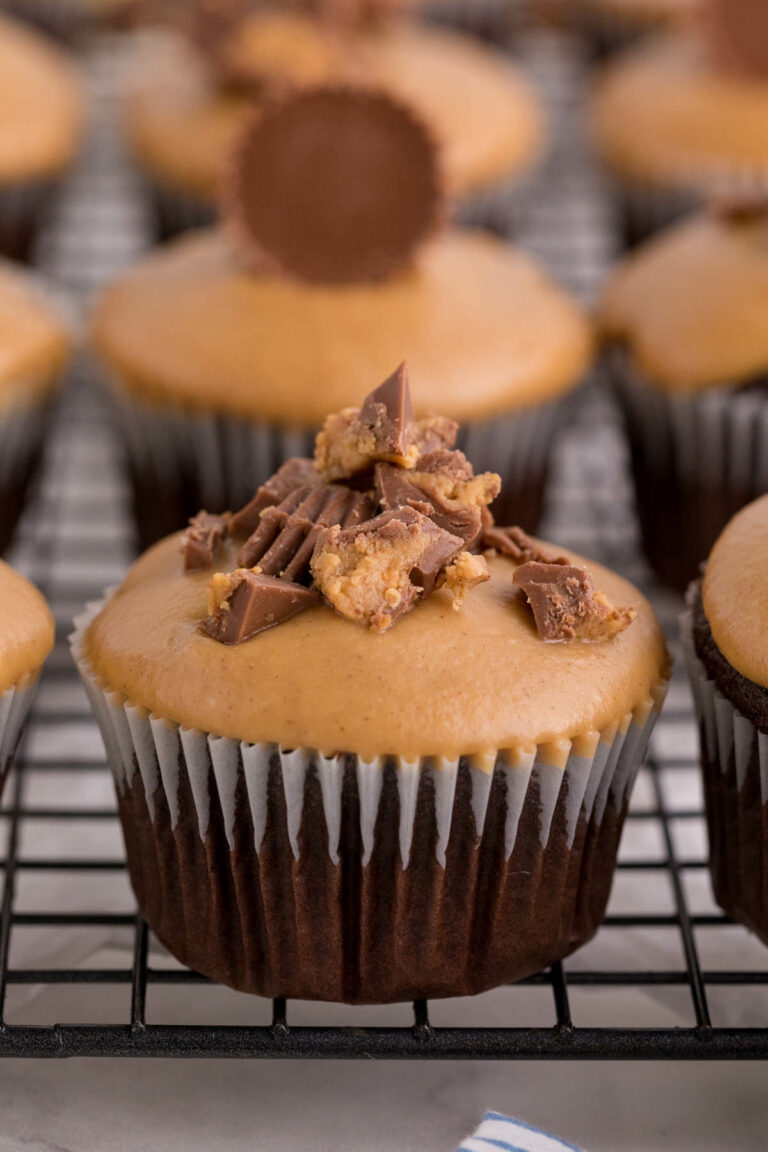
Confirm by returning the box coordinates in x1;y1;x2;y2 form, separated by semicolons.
514;561;635;642
203;569;319;644
238;483;376;580
311;506;463;631
183;511;230;571
375;462;484;549
224;86;444;284
358;362;415;462
483;525;568;566
229;458;320;536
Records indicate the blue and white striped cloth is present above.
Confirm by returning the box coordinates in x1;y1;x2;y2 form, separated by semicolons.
458;1112;584;1152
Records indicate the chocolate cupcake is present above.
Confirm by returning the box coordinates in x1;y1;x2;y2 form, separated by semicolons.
600;202;768;591
0;561;54;800
124;1;544;238
92;85;592;552
0;14;85;261
72;367;669;1002
683;495;768;946
0;260;71;553
591;0;768;245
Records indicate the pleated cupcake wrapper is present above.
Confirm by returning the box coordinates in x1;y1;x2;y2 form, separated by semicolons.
0;178;59;263
0;675;41;800
71;595;666;1001
109;374;569;543
610;347;768;587
681;607;768;942
612;167;768;247
0;390;53;554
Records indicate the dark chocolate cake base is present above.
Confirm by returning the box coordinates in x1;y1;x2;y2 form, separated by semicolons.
690;586;768;946
0;402;52;556
611;353;768;591
0;181;59;264
115;753;631;1003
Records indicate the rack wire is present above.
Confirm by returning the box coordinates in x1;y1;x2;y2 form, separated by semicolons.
1;29;768;1061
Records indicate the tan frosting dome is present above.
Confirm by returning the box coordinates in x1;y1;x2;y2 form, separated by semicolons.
592;36;768;186
0;562;54;694
125;13;544;200
84;535;667;761
703;495;768;690
91;228;593;424
0;14;85;184
600;213;768;392
0;262;71;410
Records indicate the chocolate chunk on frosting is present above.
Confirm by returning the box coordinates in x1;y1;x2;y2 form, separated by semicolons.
238;483;376;580
703;0;768;81
183;511;230;571
203;568;319;643
190;362;630;645
315;363;458;480
482;524;569;566
229;458;320;535
514;561;636;643
311;506;463;631
224;86;444;284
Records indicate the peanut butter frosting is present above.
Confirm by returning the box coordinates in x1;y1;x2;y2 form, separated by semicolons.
0;562;54;694
600;212;768;392
702;495;768;690
84;537;665;760
0;262;70;411
591;36;768;186
0;14;85;184
124;13;544;200
91;228;592;423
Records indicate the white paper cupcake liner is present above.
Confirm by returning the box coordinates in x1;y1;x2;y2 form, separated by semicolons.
108;377;570;547
0;675;41;800
609;347;768;588
0;390;54;555
71;594;666;1002
682;603;768;943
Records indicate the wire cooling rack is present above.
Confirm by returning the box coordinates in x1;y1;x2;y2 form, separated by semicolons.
2;30;768;1062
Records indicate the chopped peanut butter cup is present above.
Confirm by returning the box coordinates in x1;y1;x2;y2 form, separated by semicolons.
514;561;636;642
224;86;444;284
203;568;319;643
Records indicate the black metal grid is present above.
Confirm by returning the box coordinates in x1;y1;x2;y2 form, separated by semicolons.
1;29;768;1061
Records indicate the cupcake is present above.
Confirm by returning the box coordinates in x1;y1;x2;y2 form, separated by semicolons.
0;259;71;554
555;0;698;58
0;13;85;261
591;0;768;245
1;0;134;42
92;85;592;552
124;2;545;237
600;201;768;592
72;366;669;1002
683;495;768;946
0;562;54;799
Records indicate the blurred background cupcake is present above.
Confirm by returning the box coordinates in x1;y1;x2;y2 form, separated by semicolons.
600;200;768;591
0;0;134;42
683;496;768;949
0;560;53;800
123;0;545;238
540;0;699;59
0;259;71;554
92;85;592;550
0;12;85;260
425;0;525;43
72;369;668;1003
591;0;768;246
